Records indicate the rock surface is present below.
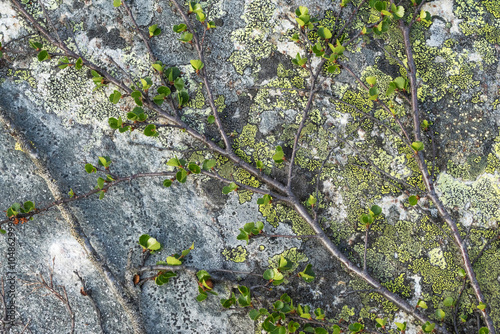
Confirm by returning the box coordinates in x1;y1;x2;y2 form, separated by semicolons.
0;0;499;333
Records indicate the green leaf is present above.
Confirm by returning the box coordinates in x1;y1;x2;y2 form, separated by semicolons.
131;90;143;106
299;264;315;283
458;268;467;278
30;41;43;50
370;204;382;216
152;61;164;73
368;86;379;100
108;117;122;129
188;163;201;174
273;300;284;311
179;32;193;43
317;27;332;40
190;59;204;71
477;302;487;311
409;195;418;206
263;269;274;280
195;10;206;23
85;164;97;173
176;169;188;183
392;4;405;19
98;156;112;168
327;64;340;74
202;159;216;170
140;77;153;91
257;194;271;206
314;307;325;320
442;297;454;307
366;76;377;86
165;67;181;83
166;256;182;266
307;195;317;207
0;229;6;235
237;230;250;244
144;124;158;137
146;237;161;252
207;115;215;124
417;299;428;309
148;24;161;37
37;50;49;62
279;256;293;271
99;191;105;200
395;322;407;331
375;318;387;328
291;53;307;67
435;308;445;321
222;182;238;194
154;88;170;99
422;321;435;333
58;56;69;69
256;160;264;170
360;213;374;226
23;201;35;213
207;21;216;29
173;24;187;33
167;157;183;168
288;321;300;332
175;77;185;91
249;309;260;320
460;314;467;323
97;177;105;189
153;94;165;106
348;323;364;333
138;234;150;248
273;146;285;163
109;90;122;104
479;328;490;334
332;324;341;334
68;188;75;198
75;57;83;69
163;179;172;187
394;76;406;89
127;107;147;122
113;0;121;7
411;141;424;152
196;293;208;302
177;89;190;107
386;82;397;96
196;270;211;282
314;328;327;334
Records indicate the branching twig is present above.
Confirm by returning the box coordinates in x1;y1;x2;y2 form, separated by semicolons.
25;263;75;334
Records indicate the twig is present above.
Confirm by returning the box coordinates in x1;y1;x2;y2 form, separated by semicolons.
25;264;75;334
398;13;496;332
363;227;369;272
74;271;105;334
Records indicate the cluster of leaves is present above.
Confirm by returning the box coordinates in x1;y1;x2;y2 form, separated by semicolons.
290;7;345;74
84;156;114;199
154;242;194;286
196;270;218;301
5;201;35;219
247;292;366;334
221;285;252;308
237;221;264;244
30;41;50;62
359;204;382;229
138;234;162;253
263;256;315;286
164;157;214;187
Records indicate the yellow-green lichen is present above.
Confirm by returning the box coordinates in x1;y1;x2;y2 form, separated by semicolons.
227;0;276;75
222;245;248;263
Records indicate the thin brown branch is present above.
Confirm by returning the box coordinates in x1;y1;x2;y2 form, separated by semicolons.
398;14;496;333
